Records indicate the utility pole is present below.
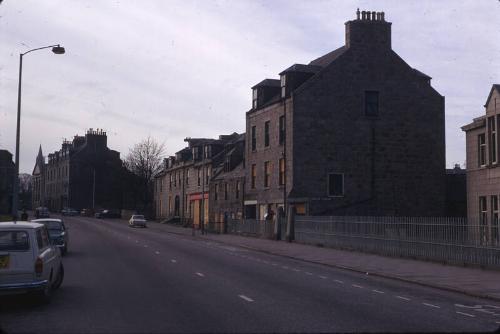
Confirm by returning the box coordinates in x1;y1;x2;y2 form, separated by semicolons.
201;160;205;235
92;168;96;210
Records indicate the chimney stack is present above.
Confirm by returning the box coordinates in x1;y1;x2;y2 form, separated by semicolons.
345;9;391;50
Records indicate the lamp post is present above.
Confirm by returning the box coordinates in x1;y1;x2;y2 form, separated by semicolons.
12;44;65;219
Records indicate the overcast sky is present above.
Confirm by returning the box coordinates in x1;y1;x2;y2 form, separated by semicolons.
0;0;499;173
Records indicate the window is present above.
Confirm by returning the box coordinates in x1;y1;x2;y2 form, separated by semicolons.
169;174;172;189
204;145;211;159
491;195;499;244
0;231;29;251
205;166;210;185
214;184;218;201
224;183;228;200
365;91;379;117
160;179;163;193
478;134;486;167
174;171;176;187
186;168;189;185
328;173;344;197
236;181;240;199
264;121;270;147
479;196;487;245
280;74;286;98
279;115;285;145
251;164;256;189
252;89;258;109
489;116;497;164
251;126;256;151
264;161;271;187
197;168;201;186
279;158;285;186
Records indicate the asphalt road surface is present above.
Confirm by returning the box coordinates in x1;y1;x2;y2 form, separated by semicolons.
1;215;500;333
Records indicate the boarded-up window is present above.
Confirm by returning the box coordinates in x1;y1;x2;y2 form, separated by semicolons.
328;173;344;197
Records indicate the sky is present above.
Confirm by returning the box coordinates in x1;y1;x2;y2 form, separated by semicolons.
0;0;499;174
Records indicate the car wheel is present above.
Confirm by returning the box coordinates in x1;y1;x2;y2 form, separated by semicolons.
53;264;64;290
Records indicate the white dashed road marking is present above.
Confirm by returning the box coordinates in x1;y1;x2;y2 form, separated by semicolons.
239;295;254;302
372;290;385;294
155;251;160;255
282;266;289;270
319;275;327;279
334;279;344;284
423;303;440;308
396;296;411;301
143;245;148;248
352;284;364;289
305;272;313;276
171;259;177;263
135;240;139;243
456;311;475;318
196;272;205;277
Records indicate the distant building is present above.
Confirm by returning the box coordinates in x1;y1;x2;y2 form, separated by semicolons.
0;150;14;214
245;9;446;219
445;164;467;217
154;133;241;228
462;84;500;245
32;128;125;212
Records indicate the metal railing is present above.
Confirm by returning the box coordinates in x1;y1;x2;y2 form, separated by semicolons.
227;219;275;239
295;216;500;269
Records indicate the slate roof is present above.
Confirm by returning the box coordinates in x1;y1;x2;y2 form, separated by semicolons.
308;46;347;67
484;84;500;107
279;64;322;75
251;79;280;89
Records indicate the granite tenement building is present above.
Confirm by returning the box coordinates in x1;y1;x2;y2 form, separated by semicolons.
32;129;125;212
154;133;241;228
0;150;14;214
245;9;446;218
462;84;500;245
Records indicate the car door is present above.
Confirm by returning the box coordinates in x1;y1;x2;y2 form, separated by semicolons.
0;229;34;284
36;227;60;284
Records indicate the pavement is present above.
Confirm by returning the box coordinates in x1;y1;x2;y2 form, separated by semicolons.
152;220;500;302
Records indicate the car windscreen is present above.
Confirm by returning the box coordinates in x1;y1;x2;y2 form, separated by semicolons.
133;215;145;219
0;231;30;251
42;221;63;231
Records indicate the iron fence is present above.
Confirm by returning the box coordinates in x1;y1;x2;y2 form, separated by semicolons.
295;216;500;269
227;219;276;239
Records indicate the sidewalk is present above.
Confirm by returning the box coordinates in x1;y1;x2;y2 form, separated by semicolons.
154;221;500;302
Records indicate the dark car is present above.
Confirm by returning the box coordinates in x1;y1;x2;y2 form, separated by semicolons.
95;209;121;219
31;218;69;255
62;208;79;216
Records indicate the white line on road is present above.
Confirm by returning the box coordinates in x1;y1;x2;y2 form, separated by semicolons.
135;240;139;243
195;272;205;277
239;295;254;302
396;296;411;301
271;263;278;266
456;311;475;318
282;266;289;270
171;259;177;263
305;272;313;276
334;279;344;284
352;284;364;289
423;303;440;308
155;251;160;255
496;321;500;324
293;268;301;272
143;245;148;248
372;290;385;294
319;275;327;279
262;260;269;264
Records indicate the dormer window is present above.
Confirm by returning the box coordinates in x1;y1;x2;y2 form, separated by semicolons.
204;145;211;159
280;75;286;98
252;89;258;109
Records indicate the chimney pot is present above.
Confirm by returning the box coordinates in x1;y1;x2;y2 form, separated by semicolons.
381;12;385;21
361;10;366;20
356;8;360;20
372;11;376;21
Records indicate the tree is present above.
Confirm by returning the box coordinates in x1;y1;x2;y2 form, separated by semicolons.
124;137;165;214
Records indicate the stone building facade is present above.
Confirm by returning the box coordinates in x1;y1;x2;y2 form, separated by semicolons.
462;84;500;245
32;129;124;212
245;10;446;219
0;150;14;214
154;133;241;228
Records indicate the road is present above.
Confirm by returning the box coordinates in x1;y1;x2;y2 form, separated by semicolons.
1;215;500;333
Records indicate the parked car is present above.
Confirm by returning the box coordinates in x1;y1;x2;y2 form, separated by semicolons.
31;219;69;255
61;208;79;216
0;221;64;302
129;215;147;228
80;208;94;217
34;207;50;219
95;209;121;219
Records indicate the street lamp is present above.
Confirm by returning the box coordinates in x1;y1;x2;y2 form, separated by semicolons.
12;44;65;219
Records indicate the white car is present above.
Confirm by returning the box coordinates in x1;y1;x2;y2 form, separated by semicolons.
0;221;64;301
129;215;147;228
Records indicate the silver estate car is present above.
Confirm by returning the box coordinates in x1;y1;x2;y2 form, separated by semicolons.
0;221;64;301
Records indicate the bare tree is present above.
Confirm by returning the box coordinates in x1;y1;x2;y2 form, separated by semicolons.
124;137;165;214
